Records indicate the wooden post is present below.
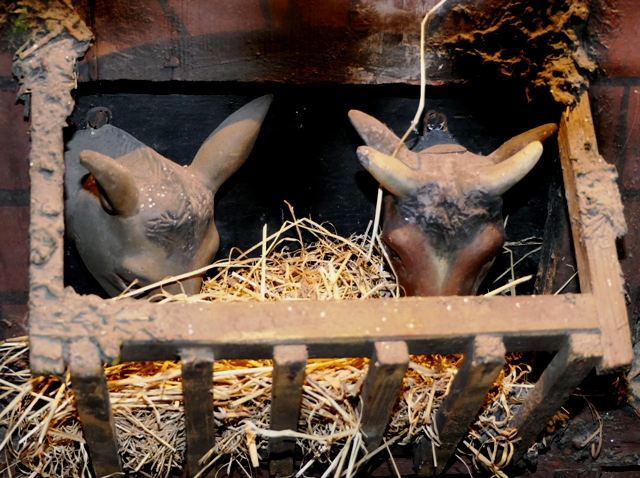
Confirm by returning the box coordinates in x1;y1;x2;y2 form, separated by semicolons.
511;333;601;463
269;345;308;477
68;338;122;478
181;347;215;478
414;336;505;477
558;92;632;373
360;341;409;451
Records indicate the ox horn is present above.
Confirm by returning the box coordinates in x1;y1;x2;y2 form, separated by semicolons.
348;110;409;156
356;146;421;197
190;94;273;192
80;150;139;216
488;123;557;164
477;141;544;196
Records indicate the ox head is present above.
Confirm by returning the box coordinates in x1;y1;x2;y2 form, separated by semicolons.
349;110;556;296
65;95;272;297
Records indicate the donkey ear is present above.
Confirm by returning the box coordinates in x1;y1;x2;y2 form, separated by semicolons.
189;95;273;191
80;150;139;217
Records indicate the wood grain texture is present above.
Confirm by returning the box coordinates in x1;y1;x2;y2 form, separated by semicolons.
558;91;632;373
414;336;506;476
360;341;409;451
181;347;215;478
68;338;122;478
510;333;601;464
269;345;308;477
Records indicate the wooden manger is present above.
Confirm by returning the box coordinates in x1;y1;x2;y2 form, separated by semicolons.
18;31;632;478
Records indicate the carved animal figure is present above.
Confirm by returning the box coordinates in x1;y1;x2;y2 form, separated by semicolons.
65;95;272;297
349;110;556;296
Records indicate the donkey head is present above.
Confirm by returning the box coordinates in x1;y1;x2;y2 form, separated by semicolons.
349;110;556;296
65;95;272;297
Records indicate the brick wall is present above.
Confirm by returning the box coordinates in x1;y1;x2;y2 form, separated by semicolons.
0;51;30;340
589;0;640;330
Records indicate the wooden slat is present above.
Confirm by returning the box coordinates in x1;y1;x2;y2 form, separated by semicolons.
414;336;506;476
181;347;215;478
269;345;308;477
511;333;601;463
360;341;409;451
558;91;632;373
68;338;122;478
88;294;600;367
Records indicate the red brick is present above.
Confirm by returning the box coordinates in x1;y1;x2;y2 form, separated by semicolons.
169;0;265;36
618;86;640;191
0;51;13;77
0;206;29;292
1;304;28;339
0;88;30;190
93;0;179;57
592;0;640;77
590;85;624;165
297;0;349;27
619;197;640;292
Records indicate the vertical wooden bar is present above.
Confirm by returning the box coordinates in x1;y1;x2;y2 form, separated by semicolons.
414;336;505;477
68;338;122;478
360;341;409;451
269;345;308;477
511;333;601;463
558;91;632;373
181;347;215;478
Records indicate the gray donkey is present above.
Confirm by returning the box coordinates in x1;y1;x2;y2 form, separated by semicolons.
65;95;272;297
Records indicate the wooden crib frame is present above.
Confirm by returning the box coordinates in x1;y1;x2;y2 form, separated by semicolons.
20;36;632;477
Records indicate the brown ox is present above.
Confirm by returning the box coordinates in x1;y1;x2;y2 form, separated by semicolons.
349;110;556;296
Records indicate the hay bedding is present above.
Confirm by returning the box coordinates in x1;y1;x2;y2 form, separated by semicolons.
0;212;533;478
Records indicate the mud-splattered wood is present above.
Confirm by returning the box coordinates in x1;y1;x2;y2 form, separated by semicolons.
360;341;409;451
414;336;506;476
510;333;601;464
181;347;215;478
269;345;308;477
558;91;631;373
68;338;122;478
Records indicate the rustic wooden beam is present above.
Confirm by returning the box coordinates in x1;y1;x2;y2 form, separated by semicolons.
360;341;409;451
67;338;122;478
414;336;506;476
558;91;631;373
69;294;600;368
510;333;601;464
181;347;215;478
269;345;308;477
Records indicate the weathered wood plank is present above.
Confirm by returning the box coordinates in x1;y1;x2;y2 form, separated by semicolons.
181;347;215;478
360;341;409;451
269;345;308;477
41;294;598;370
414;336;506;476
68;338;122;478
511;333;601;464
557;91;632;373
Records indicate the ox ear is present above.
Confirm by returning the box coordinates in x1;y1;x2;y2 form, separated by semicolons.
348;110;410;157
190;95;273;191
79;150;139;217
477;141;544;196
488;123;557;164
357;146;421;197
